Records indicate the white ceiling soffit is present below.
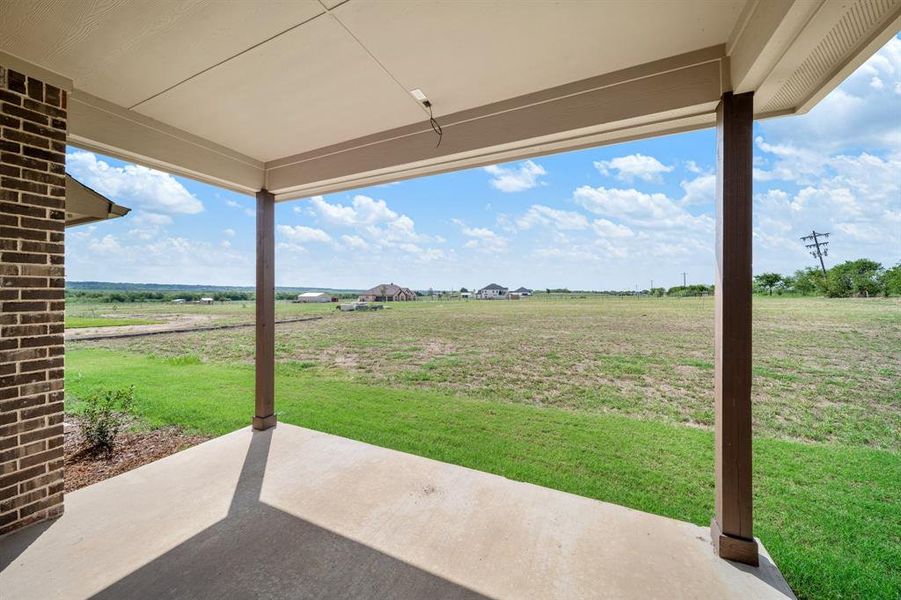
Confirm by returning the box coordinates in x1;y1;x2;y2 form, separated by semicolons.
0;0;898;200
730;0;901;116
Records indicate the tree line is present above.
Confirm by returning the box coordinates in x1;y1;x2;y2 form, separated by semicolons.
754;259;900;297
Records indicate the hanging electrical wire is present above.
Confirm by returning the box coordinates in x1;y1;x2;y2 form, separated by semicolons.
423;100;443;147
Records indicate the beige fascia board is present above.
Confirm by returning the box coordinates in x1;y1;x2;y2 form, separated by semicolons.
68;91;265;195
754;0;901;115
793;8;901;115
0;50;73;92
266;47;726;199
272;109;716;201
727;0;825;94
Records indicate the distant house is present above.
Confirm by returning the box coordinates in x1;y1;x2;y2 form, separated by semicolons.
511;287;533;296
199;297;214;305
358;283;417;302
477;283;508;299
296;292;335;303
171;298;186;304
460;292;472;299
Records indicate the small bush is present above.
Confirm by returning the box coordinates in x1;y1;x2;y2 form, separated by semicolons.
81;386;135;454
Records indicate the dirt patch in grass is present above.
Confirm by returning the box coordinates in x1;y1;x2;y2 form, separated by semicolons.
63;418;209;492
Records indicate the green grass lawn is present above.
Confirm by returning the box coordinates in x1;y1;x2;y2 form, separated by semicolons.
66;348;901;600
82;296;901;450
65;316;161;329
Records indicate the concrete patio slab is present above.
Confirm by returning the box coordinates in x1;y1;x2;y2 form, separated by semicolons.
0;424;795;599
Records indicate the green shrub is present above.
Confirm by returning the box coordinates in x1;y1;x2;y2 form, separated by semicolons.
81;386;135;453
880;262;901;296
824;259;884;297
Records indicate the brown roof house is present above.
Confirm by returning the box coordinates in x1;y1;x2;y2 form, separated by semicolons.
358;283;417;302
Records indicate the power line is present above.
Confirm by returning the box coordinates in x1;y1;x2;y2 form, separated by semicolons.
800;230;830;275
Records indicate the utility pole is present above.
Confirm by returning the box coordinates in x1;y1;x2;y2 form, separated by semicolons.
801;230;830;275
682;272;687;287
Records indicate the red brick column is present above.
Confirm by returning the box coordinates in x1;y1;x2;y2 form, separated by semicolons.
0;65;67;536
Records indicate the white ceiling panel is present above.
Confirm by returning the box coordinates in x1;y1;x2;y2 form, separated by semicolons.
3;0;895;198
0;0;324;107
330;0;746;117
133;13;425;161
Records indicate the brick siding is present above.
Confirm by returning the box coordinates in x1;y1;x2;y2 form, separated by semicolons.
0;65;66;537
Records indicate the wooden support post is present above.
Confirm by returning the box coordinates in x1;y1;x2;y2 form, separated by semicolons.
253;189;276;430
711;91;758;566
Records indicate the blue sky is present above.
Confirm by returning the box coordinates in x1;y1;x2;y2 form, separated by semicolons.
66;36;900;290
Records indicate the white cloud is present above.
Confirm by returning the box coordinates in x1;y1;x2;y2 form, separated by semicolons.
454;219;508;253
592;219;634;239
684;160;704;174
594;154;673;183
340;235;369;250
680;174;715;205
416;248;448;263
753;148;900;267
753;137;829;183
223;228;236;237
573;186;713;232
516;205;589;230
225;199;241;209
277;225;332;243
88;234;122;253
131;212;173;226
277;241;308;254
309;195;397;227
67;151;203;215
483;160;547;192
127;211;173;240
307;194;435;249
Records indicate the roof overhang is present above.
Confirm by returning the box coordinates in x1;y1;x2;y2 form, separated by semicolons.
1;0;897;201
65;175;131;228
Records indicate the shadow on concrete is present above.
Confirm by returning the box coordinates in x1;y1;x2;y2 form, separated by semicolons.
88;428;489;599
0;517;56;573
727;553;797;599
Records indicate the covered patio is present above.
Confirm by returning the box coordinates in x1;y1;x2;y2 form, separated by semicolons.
1;423;794;599
1;0;899;597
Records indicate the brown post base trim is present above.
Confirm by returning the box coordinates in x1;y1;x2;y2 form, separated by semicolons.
711;518;759;566
252;414;277;430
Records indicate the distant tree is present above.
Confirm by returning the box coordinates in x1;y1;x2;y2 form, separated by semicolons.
666;284;713;297
880;262;901;296
824;259;883;297
754;272;784;295
789;267;825;296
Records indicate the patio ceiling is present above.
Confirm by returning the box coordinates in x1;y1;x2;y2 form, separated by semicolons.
0;0;897;200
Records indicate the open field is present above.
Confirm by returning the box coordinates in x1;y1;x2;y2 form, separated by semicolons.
65;296;901;599
65;316;162;329
69;296;901;449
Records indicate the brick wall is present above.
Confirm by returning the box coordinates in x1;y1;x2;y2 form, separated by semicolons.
0;65;67;536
